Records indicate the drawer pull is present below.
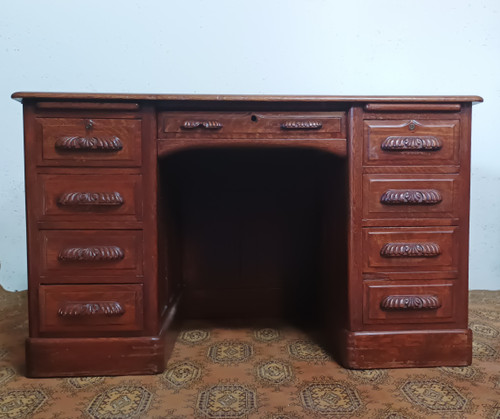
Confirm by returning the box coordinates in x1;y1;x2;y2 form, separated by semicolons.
58;192;124;207
380;189;442;205
55;136;123;152
182;120;223;130
381;136;443;151
58;301;125;317
380;242;441;257
280;120;323;130
380;295;441;310
58;246;125;262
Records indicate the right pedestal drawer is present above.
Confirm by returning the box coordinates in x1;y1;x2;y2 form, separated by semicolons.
363;174;460;220
363;281;455;325
362;227;459;274
363;118;460;166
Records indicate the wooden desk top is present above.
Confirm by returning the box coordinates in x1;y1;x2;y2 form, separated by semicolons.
11;92;484;103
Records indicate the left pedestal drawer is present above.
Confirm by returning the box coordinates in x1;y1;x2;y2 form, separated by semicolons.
38;230;143;280
38;284;144;335
35;173;143;223
35;117;142;166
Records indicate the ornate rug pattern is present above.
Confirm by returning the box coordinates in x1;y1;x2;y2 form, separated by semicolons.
0;288;498;418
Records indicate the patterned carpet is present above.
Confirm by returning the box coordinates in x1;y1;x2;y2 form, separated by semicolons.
0;288;499;418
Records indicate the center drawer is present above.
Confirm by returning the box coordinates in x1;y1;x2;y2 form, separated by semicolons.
159;111;346;139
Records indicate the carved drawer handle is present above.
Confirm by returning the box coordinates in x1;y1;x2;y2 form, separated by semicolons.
380;242;441;258
55;136;123;152
58;301;125;317
58;246;124;262
380;295;441;310
381;136;443;151
280;120;323;130
182;120;223;130
58;192;124;207
380;189;442;205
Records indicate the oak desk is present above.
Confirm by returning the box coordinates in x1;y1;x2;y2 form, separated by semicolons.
12;93;482;377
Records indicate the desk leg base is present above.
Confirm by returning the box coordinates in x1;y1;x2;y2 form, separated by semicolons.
26;336;167;377
338;328;472;369
26;292;181;378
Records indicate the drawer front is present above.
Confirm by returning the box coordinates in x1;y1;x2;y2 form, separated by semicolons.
38;284;143;333
363;119;460;166
363;174;459;220
363;227;458;273
161;112;346;139
36;117;142;166
363;281;454;325
36;173;142;223
39;230;143;279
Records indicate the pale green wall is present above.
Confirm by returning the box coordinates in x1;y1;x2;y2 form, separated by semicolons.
1;0;499;290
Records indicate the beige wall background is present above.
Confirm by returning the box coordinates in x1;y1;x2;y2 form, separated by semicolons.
0;0;499;290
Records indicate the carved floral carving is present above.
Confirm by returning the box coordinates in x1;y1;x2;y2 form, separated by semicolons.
58;192;124;207
280;120;323;130
58;246;125;262
55;136;123;151
58;301;125;317
381;136;443;151
182;120;223;129
380;242;441;257
380;295;441;310
380;189;442;205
